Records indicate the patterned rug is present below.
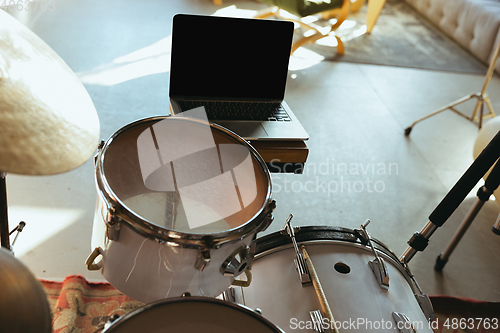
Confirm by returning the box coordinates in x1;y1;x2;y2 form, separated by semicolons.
40;275;500;333
42;276;144;333
293;0;488;74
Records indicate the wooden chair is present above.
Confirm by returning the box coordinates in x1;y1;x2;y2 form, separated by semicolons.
321;0;386;33
254;0;351;55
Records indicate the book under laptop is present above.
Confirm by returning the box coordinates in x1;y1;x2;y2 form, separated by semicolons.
169;14;309;141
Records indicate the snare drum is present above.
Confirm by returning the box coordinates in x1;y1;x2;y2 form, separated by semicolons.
87;115;274;303
232;226;434;333
103;296;284;333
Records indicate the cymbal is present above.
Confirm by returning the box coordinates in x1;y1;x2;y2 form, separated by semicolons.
0;247;52;333
0;10;100;175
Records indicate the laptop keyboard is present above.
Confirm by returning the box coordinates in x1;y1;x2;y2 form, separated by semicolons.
178;101;291;121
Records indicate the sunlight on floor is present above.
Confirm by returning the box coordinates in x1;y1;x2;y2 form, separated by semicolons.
9;206;84;257
327;19;367;42
77;36;172;86
289;48;325;71
75;3;372;85
213;5;371;72
213;4;258;18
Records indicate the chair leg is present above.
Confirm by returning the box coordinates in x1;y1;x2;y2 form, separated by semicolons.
256;3;348;56
291;32;324;55
329;0;351;31
366;0;386;33
335;35;345;55
291;32;345;55
321;0;365;19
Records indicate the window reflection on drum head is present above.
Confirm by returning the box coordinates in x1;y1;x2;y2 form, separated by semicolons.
102;116;268;234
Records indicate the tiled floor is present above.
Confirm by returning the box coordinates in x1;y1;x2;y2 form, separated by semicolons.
5;0;500;305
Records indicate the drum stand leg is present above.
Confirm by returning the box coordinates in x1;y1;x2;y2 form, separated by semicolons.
404;38;500;136
434;196;486;271
435;158;500;271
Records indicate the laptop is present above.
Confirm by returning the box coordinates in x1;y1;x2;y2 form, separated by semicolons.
169;14;309;141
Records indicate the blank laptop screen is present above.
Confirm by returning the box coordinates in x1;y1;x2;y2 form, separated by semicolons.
169;14;294;101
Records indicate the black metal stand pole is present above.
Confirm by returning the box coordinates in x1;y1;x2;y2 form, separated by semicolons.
435;156;500;271
0;172;10;250
400;130;500;264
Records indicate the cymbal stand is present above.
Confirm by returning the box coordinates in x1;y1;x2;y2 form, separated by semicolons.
0;173;26;253
435;155;500;271
0;172;10;251
10;221;26;247
404;39;500;136
400;130;500;264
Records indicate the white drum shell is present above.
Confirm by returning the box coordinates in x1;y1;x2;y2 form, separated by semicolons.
92;199;255;303
234;241;433;333
90;116;273;304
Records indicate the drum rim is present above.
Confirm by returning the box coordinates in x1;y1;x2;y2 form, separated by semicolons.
103;296;285;333
95;115;274;248
254;226;401;270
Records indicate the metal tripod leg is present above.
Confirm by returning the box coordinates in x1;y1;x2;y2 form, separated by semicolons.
404;94;480;135
405;38;500;136
492;213;500;235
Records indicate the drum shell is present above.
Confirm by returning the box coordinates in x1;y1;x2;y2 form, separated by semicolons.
233;227;433;333
92;203;256;303
90;116;273;303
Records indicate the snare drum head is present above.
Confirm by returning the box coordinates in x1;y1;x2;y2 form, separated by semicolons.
104;297;283;333
100;116;269;234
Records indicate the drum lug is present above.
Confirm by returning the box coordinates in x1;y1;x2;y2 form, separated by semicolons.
221;287;236;303
220;245;253;277
392;312;418;333
103;205;120;241
415;294;434;322
100;196;120;241
106;220;121;241
282;214;312;286
401;260;435;321
256;200;276;234
356;219;390;289
94;140;105;166
195;249;211;271
309;310;327;333
368;258;389;290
